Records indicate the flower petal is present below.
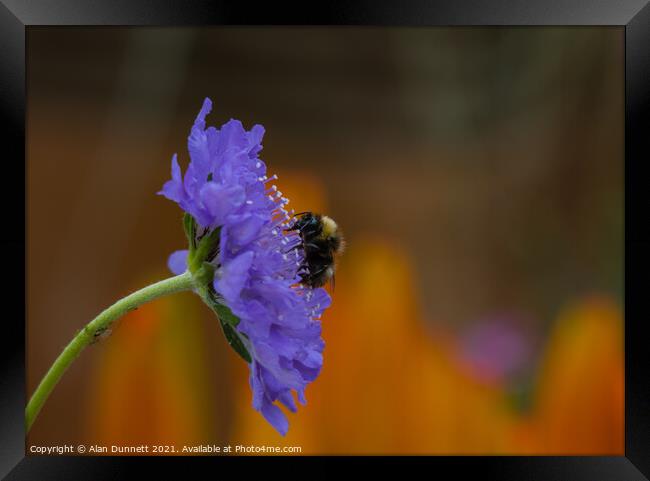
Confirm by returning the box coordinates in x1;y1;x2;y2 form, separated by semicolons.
159;154;184;202
199;182;245;227
261;400;289;436
226;213;266;246
279;391;297;413
297;389;307;405
250;361;265;411
216;119;248;155
167;249;189;275
187;98;213;181
247;124;265;157
214;251;254;301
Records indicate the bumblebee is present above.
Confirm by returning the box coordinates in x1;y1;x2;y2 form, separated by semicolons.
287;212;344;288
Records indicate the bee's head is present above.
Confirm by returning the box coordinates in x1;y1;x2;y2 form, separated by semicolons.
290;211;318;232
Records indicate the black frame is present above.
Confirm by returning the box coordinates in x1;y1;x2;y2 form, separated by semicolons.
2;1;649;479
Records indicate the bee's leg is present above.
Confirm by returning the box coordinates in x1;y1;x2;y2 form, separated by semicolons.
309;265;329;277
284;242;319;255
284;243;304;254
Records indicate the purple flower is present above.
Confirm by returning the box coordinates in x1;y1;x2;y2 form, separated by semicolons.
457;315;537;384
159;98;330;435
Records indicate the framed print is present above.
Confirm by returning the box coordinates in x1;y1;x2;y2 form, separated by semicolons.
1;0;649;479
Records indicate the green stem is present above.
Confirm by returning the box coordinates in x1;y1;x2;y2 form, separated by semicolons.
25;271;195;433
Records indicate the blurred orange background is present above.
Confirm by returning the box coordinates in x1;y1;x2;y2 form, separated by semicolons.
26;27;623;454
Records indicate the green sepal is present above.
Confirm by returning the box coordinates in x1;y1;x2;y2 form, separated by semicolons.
183;213;197;252
218;318;252;364
190;226;221;273
212;301;241;327
198;287;251;363
193;262;215;286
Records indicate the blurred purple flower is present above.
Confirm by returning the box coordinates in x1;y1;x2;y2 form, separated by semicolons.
159;98;330;435
458;315;536;384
